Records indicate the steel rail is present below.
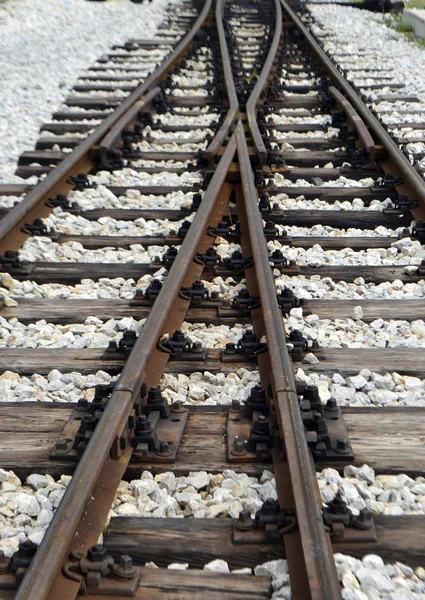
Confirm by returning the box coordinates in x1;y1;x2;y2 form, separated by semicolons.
246;0;282;165
203;0;239;162
279;0;425;207
235;120;342;600
0;0;211;250
14;134;237;600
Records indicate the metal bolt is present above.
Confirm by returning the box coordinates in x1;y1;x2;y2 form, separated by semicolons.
171;399;185;413
55;439;68;452
335;438;350;454
235;509;254;531
352;509;373;531
231;399;241;412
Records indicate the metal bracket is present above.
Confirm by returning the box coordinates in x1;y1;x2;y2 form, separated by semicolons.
63;545;141;596
158;329;208;361
0;541;38;591
226;402;273;462
50;386;188;464
232;501;296;546
323;494;377;543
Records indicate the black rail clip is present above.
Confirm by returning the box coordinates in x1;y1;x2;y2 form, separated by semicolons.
323;493;376;543
233;500;297;545
158;329;208;361
221;330;267;363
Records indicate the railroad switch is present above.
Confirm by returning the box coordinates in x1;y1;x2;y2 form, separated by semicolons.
0;541;37;591
62;544;141;595
233;500;297;545
158;328;208;361
323;493;376;543
221;329;267;362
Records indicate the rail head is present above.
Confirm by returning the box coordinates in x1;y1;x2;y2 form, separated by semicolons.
246;0;282;166
14;133;237;600
202;0;239;163
235;120;342;600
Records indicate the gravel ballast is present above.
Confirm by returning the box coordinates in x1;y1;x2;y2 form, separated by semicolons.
0;0;179;181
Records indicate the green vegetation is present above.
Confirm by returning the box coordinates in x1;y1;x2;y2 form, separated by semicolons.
383;12;425;47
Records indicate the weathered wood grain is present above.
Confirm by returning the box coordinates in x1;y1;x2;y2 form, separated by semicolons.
1;405;425;478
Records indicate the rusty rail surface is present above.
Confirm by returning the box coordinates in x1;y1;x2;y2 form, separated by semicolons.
246;0;282;165
279;0;425;209
14;136;237;600
203;0;239;162
0;0;211;252
236;121;342;600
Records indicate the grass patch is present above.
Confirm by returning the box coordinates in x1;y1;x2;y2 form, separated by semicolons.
383;11;425;46
404;0;425;9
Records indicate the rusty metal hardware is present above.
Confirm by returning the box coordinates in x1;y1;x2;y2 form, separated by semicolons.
259;192;271;212
208;220;241;242
226;396;273;462
102;330;138;360
67;173;90;190
233;499;297;545
62;545;141;596
45;193;77;210
411;220;425;243
286;329;309;360
221;329;267;362
130;279;162;306
219;249;253;272
383;194;416;215
323;494;376;543
231;288;260;315
158;329;208;361
0;542;38;591
131;401;189;462
277;288;304;315
0;249;21;270
298;385;354;461
191;192;203;211
21;218;48;236
178;219;192;239
263;220;280;237
269;249;297;270
161;245;178;267
179;279;222;307
371;172;403;191
194;245;221;268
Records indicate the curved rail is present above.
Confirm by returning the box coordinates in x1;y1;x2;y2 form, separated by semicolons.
246;0;282;165
0;0;212;252
236;121;342;600
280;0;425;210
203;0;239;162
14;134;237;600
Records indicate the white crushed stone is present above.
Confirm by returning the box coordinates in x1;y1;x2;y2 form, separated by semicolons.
268;238;425;266
296;367;425;407
271;194;395;212
286;307;425;349
275;274;425;300
0;318;248;349
0;0;179;181
0;369;114;402
42;207;195;237
88;168;202;187
69;186;196;211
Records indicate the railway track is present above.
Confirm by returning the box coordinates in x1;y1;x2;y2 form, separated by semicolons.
1;0;425;598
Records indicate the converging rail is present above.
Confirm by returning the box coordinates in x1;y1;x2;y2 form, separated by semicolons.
1;0;425;598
